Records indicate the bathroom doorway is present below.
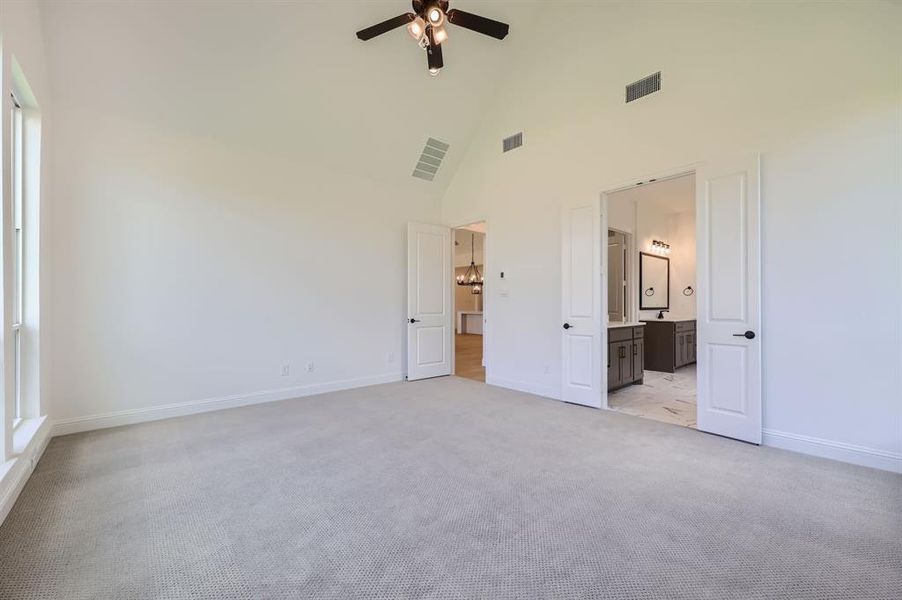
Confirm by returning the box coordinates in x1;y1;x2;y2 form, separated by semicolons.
604;174;699;428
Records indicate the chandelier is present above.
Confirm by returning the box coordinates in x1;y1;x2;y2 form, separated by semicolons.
456;233;484;295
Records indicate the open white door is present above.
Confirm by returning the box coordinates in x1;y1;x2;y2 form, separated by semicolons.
561;202;602;407
407;222;453;381
696;155;762;443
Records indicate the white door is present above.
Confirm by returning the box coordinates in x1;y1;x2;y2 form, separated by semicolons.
696;155;762;443
407;222;453;381
561;202;602;407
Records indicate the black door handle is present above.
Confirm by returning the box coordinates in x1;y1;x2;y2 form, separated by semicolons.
562;323;572;330
409;318;420;324
733;330;755;339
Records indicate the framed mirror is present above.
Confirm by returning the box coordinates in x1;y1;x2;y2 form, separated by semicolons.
639;252;670;310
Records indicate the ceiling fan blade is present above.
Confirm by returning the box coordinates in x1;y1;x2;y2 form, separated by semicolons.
356;13;415;41
447;9;509;40
427;31;444;70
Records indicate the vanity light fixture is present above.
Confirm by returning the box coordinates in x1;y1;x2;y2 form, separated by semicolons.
456;233;484;295
650;240;671;255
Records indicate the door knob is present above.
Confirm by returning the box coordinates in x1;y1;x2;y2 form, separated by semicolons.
409;318;420;324
562;323;572;330
733;330;755;339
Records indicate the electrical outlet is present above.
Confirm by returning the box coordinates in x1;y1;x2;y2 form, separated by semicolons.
387;352;395;364
306;361;315;373
281;364;290;377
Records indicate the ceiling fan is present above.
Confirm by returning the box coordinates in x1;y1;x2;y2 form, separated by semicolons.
356;1;510;76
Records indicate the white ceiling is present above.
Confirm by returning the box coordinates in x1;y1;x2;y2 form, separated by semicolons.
40;0;544;193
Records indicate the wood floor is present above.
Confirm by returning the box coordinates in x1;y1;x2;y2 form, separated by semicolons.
455;334;485;382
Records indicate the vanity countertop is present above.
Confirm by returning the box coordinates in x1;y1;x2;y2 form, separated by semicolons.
642;316;697;323
607;321;645;329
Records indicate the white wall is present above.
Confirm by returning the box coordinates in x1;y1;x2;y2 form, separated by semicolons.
442;1;902;468
665;211;696;319
45;110;442;425
454;229;485;268
37;3;450;426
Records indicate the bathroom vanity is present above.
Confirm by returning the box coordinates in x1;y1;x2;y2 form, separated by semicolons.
642;319;697;373
607;323;645;391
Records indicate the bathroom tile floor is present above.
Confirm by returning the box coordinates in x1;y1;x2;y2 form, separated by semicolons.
607;365;697;428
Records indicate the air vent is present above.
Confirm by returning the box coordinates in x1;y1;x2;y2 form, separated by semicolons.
503;132;523;153
412;138;450;181
626;71;661;103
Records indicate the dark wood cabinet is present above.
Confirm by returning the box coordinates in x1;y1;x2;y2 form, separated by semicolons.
607;325;645;391
642;319;697;373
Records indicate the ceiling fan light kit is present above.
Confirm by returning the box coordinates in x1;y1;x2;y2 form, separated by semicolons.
356;1;510;76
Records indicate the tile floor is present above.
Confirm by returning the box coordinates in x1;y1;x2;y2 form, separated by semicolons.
607;365;697;428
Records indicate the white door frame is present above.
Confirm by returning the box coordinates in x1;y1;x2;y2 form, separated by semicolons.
449;219;489;379
599;163;700;410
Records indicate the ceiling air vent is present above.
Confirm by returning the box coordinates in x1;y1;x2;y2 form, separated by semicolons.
412;138;450;182
626;71;661;103
503;132;523;153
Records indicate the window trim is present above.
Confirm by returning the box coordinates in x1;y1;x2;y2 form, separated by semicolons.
10;93;25;429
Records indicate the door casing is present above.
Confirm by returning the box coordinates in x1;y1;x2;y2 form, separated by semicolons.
443;219;490;380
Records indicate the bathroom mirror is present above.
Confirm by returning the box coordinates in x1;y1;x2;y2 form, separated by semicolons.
639;252;670;310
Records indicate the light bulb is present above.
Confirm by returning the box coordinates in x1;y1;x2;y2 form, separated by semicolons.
427;7;444;25
432;24;448;44
428;67;440;76
407;16;425;40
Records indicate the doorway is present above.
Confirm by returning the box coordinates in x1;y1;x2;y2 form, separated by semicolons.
561;155;762;444
604;174;698;429
453;222;486;382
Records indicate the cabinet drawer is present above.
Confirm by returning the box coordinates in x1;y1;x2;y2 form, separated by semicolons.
632;326;645;338
608;327;633;343
675;320;696;332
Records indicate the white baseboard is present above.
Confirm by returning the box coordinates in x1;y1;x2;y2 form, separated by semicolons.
53;372;403;436
487;375;561;401
763;428;902;473
0;417;53;525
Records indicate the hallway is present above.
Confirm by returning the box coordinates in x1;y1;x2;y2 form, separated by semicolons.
455;334;485;382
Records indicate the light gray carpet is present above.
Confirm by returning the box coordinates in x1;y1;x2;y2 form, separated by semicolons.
1;377;900;600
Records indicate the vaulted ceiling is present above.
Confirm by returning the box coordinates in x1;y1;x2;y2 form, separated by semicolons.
40;0;544;194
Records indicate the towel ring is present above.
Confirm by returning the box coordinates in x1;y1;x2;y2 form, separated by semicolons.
644;287;655;297
683;286;694;296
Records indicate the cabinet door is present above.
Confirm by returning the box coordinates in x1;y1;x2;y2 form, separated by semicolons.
607;342;621;390
632;338;644;381
617;342;630;386
674;334;683;368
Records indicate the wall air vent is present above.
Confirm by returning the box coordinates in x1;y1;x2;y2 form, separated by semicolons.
503;132;523;153
412;137;450;182
626;71;661;103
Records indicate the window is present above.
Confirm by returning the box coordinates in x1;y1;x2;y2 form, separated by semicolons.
10;94;24;427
